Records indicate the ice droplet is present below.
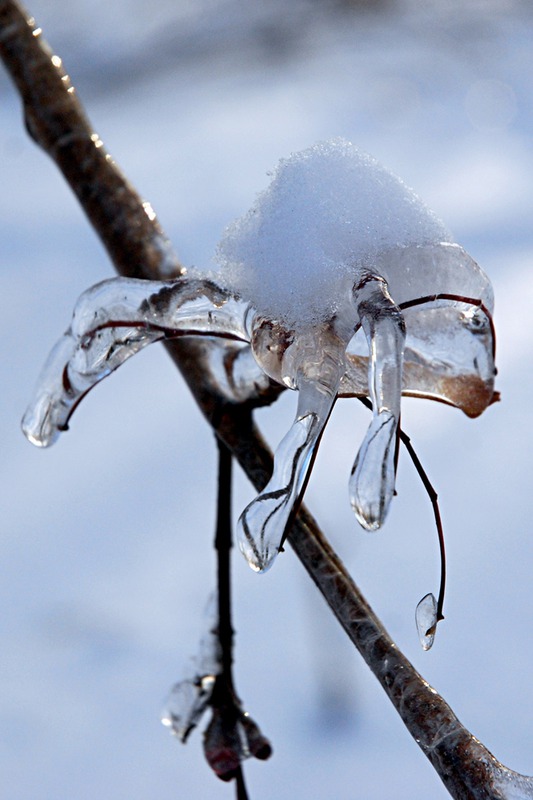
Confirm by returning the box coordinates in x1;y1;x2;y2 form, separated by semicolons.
416;592;438;651
161;592;221;742
238;412;320;571
161;674;216;743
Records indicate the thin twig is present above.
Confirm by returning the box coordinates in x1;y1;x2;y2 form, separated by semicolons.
1;3;532;797
214;436;235;683
205;435;268;791
358;395;446;628
235;768;250;800
400;427;446;624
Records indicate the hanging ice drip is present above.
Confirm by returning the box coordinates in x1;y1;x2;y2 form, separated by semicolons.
216;140;496;575
22;139;496;647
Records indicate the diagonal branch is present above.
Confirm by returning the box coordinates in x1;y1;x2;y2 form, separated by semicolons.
0;0;183;282
1;2;532;797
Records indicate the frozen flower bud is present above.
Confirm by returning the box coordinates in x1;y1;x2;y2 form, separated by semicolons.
203;706;272;781
217;139;495;571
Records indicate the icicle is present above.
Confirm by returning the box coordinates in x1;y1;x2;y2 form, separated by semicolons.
22;276;247;447
238;411;319;571
349;276;405;530
238;325;347;572
21;332;79;448
350;410;397;530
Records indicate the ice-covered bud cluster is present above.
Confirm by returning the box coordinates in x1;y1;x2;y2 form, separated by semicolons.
216;139;495;573
22;139;496;618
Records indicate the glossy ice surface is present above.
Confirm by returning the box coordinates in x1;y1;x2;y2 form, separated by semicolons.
22;142;496;581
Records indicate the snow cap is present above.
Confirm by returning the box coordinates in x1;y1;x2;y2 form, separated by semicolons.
216;138;451;329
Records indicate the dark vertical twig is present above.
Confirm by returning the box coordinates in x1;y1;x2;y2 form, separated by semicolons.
207;436;252;799
234;768;250;800
215;436;235;688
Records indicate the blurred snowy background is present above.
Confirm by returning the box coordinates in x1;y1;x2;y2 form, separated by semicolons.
1;1;532;798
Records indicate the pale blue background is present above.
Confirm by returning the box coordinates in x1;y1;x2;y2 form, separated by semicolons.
1;2;532;798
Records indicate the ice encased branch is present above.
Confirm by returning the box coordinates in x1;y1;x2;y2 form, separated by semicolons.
21;138;497;581
22;275;248;447
161;593;272;779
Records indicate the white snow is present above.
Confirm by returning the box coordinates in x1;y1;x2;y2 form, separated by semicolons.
217;139;451;329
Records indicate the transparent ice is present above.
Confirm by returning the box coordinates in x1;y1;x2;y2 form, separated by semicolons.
22;275;249;448
415;593;439;651
491;772;533;800
22;139;496;605
160;596;271;775
218;141;495;571
161;673;217;743
202;706;272;780
161;594;221;742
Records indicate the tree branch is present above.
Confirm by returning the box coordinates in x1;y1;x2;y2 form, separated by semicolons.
1;2;532;797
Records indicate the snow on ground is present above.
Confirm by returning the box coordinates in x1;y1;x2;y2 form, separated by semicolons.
1;1;533;798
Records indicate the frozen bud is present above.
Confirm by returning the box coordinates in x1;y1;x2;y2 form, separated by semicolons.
203;707;272;781
220;140;495;572
240;713;273;760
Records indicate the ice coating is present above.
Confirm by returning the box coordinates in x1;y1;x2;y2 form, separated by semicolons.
221;141;495;571
162;673;217;743
161;593;220;743
22;275;249;448
340;243;495;419
22;139;496;597
216;138;452;331
415;593;439;651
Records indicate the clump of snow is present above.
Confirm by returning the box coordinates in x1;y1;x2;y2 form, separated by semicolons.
216;139;451;329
